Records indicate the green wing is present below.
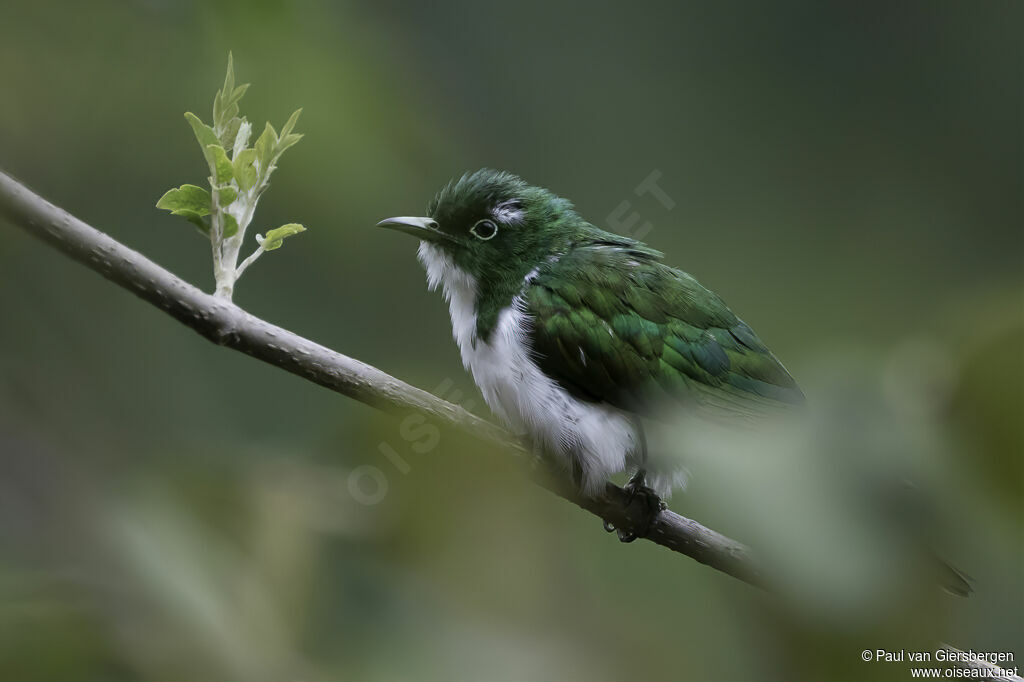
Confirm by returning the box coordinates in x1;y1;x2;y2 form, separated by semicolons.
525;241;803;418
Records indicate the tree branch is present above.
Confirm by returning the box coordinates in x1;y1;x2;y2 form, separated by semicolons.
0;169;764;588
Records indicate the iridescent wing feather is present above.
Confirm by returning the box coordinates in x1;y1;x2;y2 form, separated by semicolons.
525;238;803;419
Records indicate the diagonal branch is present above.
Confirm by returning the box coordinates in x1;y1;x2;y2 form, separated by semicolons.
0;169;764;588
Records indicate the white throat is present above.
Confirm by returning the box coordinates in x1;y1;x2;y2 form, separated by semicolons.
417;241;479;351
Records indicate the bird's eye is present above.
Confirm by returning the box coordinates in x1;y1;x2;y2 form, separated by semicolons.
470;219;498;240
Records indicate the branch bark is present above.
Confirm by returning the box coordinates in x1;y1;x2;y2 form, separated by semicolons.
0;169;764;588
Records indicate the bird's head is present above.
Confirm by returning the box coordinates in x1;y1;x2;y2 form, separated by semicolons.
378;169;578;287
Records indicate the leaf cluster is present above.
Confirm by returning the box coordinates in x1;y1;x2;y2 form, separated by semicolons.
155;55;307;296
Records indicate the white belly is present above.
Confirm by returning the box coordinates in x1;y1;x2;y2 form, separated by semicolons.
465;302;640;494
418;243;638;494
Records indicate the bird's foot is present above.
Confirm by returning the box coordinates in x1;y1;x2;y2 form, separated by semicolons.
614;470;666;543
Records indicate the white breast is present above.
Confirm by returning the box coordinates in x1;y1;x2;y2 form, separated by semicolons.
417;242;638;494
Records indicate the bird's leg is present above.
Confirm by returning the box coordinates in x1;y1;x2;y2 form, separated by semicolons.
614;422;666;543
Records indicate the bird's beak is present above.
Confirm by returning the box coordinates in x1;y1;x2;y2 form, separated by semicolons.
376;216;453;244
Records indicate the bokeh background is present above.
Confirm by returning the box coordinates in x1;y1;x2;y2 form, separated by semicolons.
1;1;1021;680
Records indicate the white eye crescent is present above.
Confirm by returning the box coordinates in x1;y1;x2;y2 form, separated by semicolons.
471;219;498;240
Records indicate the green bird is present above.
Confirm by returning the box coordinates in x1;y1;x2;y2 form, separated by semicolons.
379;169;802;536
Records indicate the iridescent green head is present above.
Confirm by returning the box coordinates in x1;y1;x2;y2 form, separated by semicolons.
378;169;580;281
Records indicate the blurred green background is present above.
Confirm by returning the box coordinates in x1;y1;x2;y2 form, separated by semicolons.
1;1;1021;680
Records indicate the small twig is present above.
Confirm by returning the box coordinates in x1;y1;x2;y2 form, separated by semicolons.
235;242;265;278
0;169;764;587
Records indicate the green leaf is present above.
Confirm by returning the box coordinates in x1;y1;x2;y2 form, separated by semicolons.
213;55;250;137
156;185;212;236
165;208;208;230
186;213;211;234
254;122;277;168
222;213;239;238
218;103;243;136
213;95;224;130
184;112;219;156
230;83;250;105
232;148;258;190
276;133;303;156
222;53;235;100
214;57;234;125
221;116;242;150
230;118;251;153
156;184;212;216
206;145;233;184
217;186;238;205
279;108;302;138
261;223;305;251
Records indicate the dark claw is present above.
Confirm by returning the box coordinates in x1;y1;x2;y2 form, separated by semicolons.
617;469;665;542
616;527;639;543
